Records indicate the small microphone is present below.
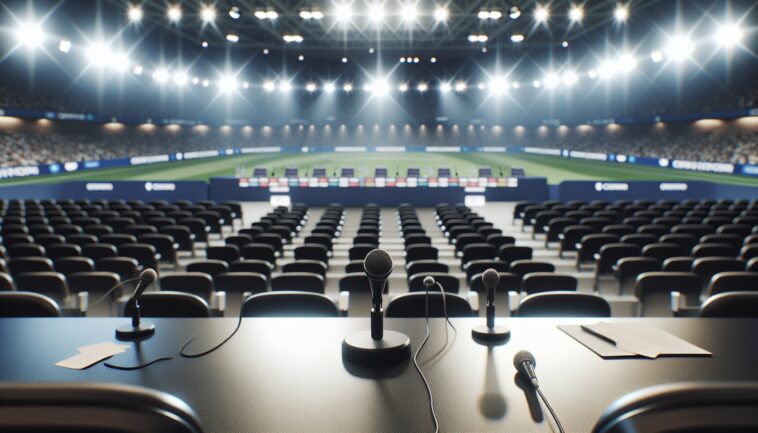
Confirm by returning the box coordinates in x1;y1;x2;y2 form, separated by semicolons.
364;249;393;312
513;350;565;433
472;269;510;342
423;275;435;288
116;269;158;340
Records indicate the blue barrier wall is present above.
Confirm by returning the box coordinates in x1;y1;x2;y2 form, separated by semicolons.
0;181;208;202
556;180;758;202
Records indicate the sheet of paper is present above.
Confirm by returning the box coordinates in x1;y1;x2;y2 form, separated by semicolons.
56;342;130;370
582;322;662;358
559;323;712;359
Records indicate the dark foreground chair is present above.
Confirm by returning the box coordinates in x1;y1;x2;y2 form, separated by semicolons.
0;292;61;317
592;382;758;433
385;292;473;318
699;292;758;318
137;292;212;318
516;292;611;317
0;382;205;433
241;291;339;317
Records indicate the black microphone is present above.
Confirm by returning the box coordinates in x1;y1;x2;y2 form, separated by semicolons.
116;269;158;340
514;350;566;433
514;350;538;388
472;269;510;342
342;249;410;365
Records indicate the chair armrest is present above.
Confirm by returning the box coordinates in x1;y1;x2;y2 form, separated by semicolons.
575;243;582;250
593;253;600;260
212;291;226;313
242;291;253;303
77;291;89;316
338;291;350;316
467;291;480;313
508;291;520;315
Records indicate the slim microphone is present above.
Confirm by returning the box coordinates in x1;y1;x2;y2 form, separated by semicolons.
472;269;510;342
423;275;435;288
343;249;410;365
513;350;565;433
116;269;158;340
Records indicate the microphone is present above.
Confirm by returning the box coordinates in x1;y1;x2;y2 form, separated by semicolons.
423;275;435;289
116;269;158;340
342;249;410;365
472;269;510;343
514;350;566;433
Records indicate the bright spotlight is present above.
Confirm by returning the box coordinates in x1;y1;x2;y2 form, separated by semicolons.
167;5;182;22
618;54;637;72
343;83;353;92
598;60;617;79
434;6;449;22
173;71;189;86
133;65;143;75
324;82;336;92
242;81;250;89
534;5;549;23
226;34;240;43
489;77;508;94
544;73;560;89
666;35;695;61
365;79;389;96
219;75;238;93
279;80;292;92
440;82;452;93
511;81;520;89
192;77;200;85
650;50;664;63
128;5;143;22
335;4;353;22
200;5;216;23
369;4;385;22
229;6;241;19
58;39;71;53
15;22;45;48
86;43;110;67
201;79;210;87
562;71;578;86
454;81;467;92
715;24;743;49
153;68;170;83
112;53;130;72
532;80;542;88
509;6;521;19
401;4;418;22
587;69;598;79
263;81;276;92
614;4;629;22
398;83;409;92
417;82;428;92
511;34;525;43
306;82;317;92
568;5;584;22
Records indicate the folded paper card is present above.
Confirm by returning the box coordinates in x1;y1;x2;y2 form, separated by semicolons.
56;341;130;370
559;322;711;359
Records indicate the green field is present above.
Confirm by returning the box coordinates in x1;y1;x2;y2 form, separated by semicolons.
2;152;757;187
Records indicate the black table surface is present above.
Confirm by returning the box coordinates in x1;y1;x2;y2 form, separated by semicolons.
1;317;757;433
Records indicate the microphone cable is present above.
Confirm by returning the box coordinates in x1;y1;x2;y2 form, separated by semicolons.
412;279;456;433
87;277;143;308
179;298;246;358
535;386;566;433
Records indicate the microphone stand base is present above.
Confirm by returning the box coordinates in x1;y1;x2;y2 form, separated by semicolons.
116;322;155;340
342;330;411;366
472;324;510;343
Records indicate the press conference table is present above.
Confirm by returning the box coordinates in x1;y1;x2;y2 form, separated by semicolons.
2;317;757;433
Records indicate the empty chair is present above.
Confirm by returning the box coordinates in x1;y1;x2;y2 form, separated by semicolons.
159;273;215;300
185;259;229;277
138;292;212;318
461;243;497;267
593;243;641;290
8;243;45;258
228;260;273;280
33;233;66;247
271;272;325;293
67;271;120;296
304;234;333;250
619;233;658;249
385;292;473;318
700;233;743;249
179;217;209;246
691;243;739;258
282;260;328;278
465;259;510;282
206;245;240;264
160;225;194;255
96;257;141;281
672;223;714;238
407;273;460;293
348;244;375;261
635;272;702;316
241;291;339;317
240;243;277;266
225;234;253;249
124;224;157;237
339;273;388;294
576;234;619;271
692;257;745;290
509;260;555;278
707;271;758;297
0;292;61;317
406;260;449;279
699;292;758;318
642;243;684;262
591;382;758;433
140;234;179;268
255;233;284;255
661;256;695;272
213;272;268;295
405;245;439;262
81;243;118;261
0;273;15;291
98;233;137;248
14;272;69;303
2;233;34;246
499;245;533;264
486;234;516;250
8;257;54;277
521;273;578;294
516;292;611;317
294;244;329;264
344;260;365;274
659;233;699;252
614;257;660;296
469;272;522;294
118;243;159;274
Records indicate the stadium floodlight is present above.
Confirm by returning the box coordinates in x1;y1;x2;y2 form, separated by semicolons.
128;5;143;22
534;5;549;23
226;34;240;43
509;6;521;19
15;22;45;48
614;4;629;22
434;6;449;22
715;24;743;49
306;82;317;92
561;40;569;47
192;77;200;85
478;10;501;19
202;41;209;48
218;75;238;93
173;71;189;86
532;79;542;88
229;6;241;19
568;5;584;22
544;73;560;89
267;10;279;19
511;34;525;43
263;80;276;92
468;34;488;43
430;57;437;63
153;68;170;83
587;69;598;79
132;64;143;75
398;83;408;92
112;53;130;72
665;35;695;61
489;77;508;94
255;10;278;19
86;43;111;67
511;81;520;89
399;57;406;63
650;50;663;63
201;79;210;87
417;82;428;92
324;82;336;92
242;81;250;89
440;82;452;93
477;82;486;90
401;4;418;22
167;5;182;22
341;57;348;63
562;71;578;87
454;81;467;92
618;53;637;72
369;4;385;23
283;35;304;43
200;5;216;23
58;39;71;53
335;4;353;22
343;82;353;92
279;80;293;92
598;60;617;79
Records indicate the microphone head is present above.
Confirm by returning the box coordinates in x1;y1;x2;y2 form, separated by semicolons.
423;276;435;288
139;268;157;285
482;269;500;287
364;249;393;280
513;350;536;371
